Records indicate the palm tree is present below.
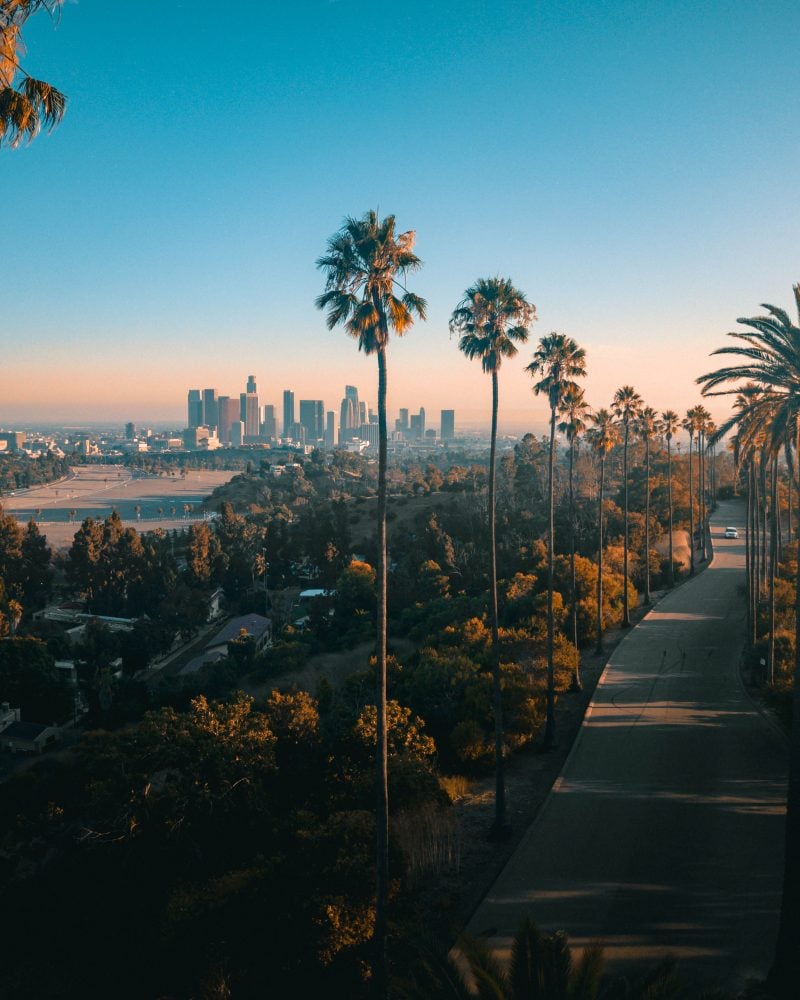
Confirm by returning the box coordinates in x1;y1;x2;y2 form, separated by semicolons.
1;1;67;147
612;386;642;626
588;409;619;654
450;276;535;833
558;386;591;688
682;411;697;576
661;410;679;586
525;333;587;744
697;285;800;994
637;405;658;604
317;210;425;995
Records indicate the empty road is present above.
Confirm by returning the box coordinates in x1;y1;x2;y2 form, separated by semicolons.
467;500;787;990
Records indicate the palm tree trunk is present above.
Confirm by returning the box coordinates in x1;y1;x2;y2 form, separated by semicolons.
667;438;675;586
762;459;769;591
622;423;631;626
700;432;707;561
751;461;759;646
596;456;605;654
745;461;752;644
768;427;800;996
569;438;581;689
688;435;695;576
769;455;777;685
544;404;557;748
374;344;389;998
489;370;507;834
644;436;651;603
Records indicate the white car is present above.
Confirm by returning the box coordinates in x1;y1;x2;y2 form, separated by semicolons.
724;526;738;539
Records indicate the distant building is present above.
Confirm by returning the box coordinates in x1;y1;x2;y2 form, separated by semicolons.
395;408;409;434
299;400;324;441
359;422;379;447
202;388;219;430
230;420;244;447
441;409;455;441
247;374;257;395
240;389;259;438
125;422;136;440
283;390;295;439
187;389;203;428
261;404;277;441
325;410;335;449
183;426;210;450
217;396;240;444
0;430;25;452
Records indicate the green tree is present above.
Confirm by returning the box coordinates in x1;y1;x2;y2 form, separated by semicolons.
0;635;72;721
316;209;426;995
0;0;66;147
525;333;586;747
612;386;642;626
588;410;619;654
450;276;535;833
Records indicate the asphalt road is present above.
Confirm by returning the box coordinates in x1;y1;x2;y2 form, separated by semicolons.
466;500;788;990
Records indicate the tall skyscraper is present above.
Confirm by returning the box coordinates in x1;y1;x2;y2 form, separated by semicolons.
218;396;240;444
187;389;203;428
441;409;455;441
240;392;259;437
283;390;295;438
246;374;257;395
339;395;357;444
202;388;219;430
261;404;277;440
395;408;409;434
419;406;426;438
125;422;136;440
299;400;324;441
325;411;335;449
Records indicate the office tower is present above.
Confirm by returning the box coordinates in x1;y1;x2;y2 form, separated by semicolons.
359;423;379;447
283;390;295;438
299;400;324;441
345;384;359;413
202;388;219;430
419;407;426;438
261;404;277;440
217;396;240;444
246;374;257;395
240;392;260;437
395;407;409;434
325;411;335;449
339;395;357;444
230;420;244;447
187;389;203;428
359;401;366;425
441;409;455;441
125;422;136;440
409;412;422;438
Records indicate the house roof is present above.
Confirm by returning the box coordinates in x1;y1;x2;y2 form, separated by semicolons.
206;614;271;649
179;649;227;676
1;721;50;742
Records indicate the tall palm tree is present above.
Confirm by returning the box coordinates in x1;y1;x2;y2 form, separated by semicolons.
588;409;619;654
698;285;800;995
450;276;535;834
682;411;697;576
1;1;66;147
317;210;426;995
525;333;587;746
661;410;679;586
637;405;658;604
697;405;712;561
558;386;591;688
612;386;642;626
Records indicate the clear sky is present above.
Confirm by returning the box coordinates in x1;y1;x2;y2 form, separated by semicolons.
2;0;799;433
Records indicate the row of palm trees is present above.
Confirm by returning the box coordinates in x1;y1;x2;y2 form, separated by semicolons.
698;285;800;996
316;209;722;996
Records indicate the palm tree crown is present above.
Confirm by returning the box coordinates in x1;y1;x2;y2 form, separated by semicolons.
1;1;66;147
449;276;535;371
525;332;587;408
316;210;427;350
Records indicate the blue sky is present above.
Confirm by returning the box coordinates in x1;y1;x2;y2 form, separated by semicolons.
3;0;799;430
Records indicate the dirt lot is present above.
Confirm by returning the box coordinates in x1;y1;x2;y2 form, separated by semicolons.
3;465;234;550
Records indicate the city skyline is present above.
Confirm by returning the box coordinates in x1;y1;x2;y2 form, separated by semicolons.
3;3;798;430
